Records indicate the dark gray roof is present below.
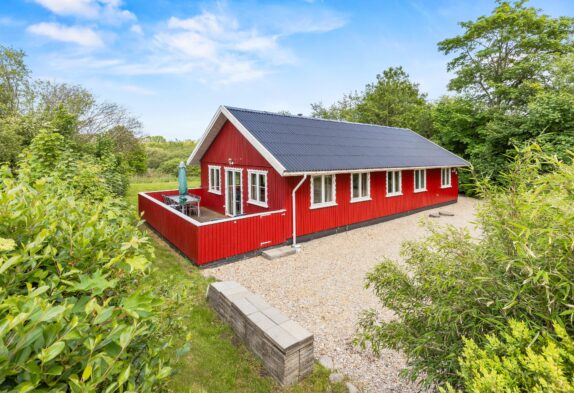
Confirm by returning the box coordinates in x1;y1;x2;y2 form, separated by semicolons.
226;106;469;173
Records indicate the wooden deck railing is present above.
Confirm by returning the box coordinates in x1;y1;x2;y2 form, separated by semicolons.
138;190;288;265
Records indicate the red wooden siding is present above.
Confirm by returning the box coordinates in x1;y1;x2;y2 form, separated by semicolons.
197;211;287;262
287;168;459;238
138;190;287;265
199;121;286;215
140;115;460;266
138;190;200;262
138;168;458;265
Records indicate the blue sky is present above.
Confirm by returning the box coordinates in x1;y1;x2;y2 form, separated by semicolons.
1;0;573;140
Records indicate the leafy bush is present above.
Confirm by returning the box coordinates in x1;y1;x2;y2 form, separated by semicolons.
442;321;574;393
356;145;574;388
19;129;130;198
0;164;171;391
143;138;196;176
157;158;199;178
158;157;183;176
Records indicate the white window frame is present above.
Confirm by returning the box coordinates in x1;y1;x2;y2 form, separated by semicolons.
441;167;452;188
350;172;371;203
386;170;402;197
208;165;221;194
247;169;268;208
310;175;337;209
413;169;427;193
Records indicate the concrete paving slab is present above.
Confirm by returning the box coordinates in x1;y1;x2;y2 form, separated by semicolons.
262;245;297;260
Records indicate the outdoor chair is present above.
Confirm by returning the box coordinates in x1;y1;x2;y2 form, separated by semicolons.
162;195;177;206
186;195;201;217
162;195;179;209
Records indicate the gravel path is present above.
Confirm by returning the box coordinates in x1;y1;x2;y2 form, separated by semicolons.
202;197;479;392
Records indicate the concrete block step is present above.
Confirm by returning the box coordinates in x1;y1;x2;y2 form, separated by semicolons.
262;246;297;260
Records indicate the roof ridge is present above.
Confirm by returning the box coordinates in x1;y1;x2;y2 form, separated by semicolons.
223;105;412;132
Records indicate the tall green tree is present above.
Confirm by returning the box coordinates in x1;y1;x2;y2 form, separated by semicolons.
0;46;30;115
438;0;574;108
432;0;574;193
311;67;433;137
0;48;147;175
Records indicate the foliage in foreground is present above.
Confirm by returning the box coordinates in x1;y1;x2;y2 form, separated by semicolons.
442;320;574;393
0;135;171;391
356;146;574;388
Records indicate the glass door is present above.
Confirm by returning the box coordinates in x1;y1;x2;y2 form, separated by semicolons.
225;169;242;216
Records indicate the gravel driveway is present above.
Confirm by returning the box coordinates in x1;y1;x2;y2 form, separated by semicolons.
202;197;479;392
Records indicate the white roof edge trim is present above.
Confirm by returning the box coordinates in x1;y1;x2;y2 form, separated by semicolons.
186;105;225;166
220;106;287;175
283;164;469;176
186;106;287;176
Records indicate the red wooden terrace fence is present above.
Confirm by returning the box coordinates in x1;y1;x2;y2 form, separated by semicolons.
138;189;287;265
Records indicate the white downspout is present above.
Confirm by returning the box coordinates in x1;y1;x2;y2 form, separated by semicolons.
291;174;308;250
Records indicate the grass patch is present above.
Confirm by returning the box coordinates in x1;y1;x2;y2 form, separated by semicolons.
127;177;199;206
128;182;347;393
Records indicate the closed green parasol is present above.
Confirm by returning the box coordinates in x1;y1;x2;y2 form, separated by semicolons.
178;161;188;206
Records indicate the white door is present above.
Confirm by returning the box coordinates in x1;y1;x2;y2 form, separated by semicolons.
225;168;242;216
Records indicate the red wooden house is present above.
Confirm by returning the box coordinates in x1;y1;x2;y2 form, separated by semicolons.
138;106;469;266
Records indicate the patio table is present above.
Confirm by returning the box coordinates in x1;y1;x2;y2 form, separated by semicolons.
165;194;201;217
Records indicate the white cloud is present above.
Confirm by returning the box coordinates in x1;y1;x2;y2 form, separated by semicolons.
145;9;300;83
130;24;143;34
33;0;135;24
39;3;346;85
27;22;104;47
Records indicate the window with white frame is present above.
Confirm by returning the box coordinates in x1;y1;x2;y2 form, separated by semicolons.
248;170;268;207
414;169;427;192
386;170;402;197
208;165;221;194
311;175;336;208
441;168;452;188
351;172;370;202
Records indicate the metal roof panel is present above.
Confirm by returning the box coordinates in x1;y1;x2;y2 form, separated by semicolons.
225;106;469;173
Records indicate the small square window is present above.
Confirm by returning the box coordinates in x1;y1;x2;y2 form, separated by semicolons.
386;170;402;197
247;170;268;207
311;175;337;208
414;169;427;192
351;172;370;202
208;165;221;194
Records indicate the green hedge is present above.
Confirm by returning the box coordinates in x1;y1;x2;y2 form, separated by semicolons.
0;131;171;391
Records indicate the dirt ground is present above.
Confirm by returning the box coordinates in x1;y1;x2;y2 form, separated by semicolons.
202;196;480;392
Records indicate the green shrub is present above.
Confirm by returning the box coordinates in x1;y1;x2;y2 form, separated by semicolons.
19;129;131;199
442;320;574;393
0;166;171;392
157;158;199;178
157;157;183;176
356;145;574;388
142;138;196;174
